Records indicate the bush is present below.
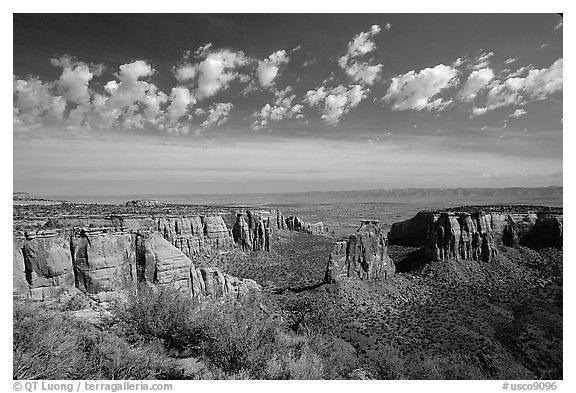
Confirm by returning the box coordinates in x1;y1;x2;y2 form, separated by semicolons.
13;301;179;380
109;283;204;351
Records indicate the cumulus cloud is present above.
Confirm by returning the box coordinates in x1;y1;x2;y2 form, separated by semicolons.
173;64;197;83
509;108;527;118
305;84;367;125
50;55;105;105
195;49;250;99
523;58;563;99
251;87;304;130
166;87;196;121
338;25;384;85
383;64;458;111
471;83;521;116
339;58;383;86
504;58;516;64
13;77;66;129
347;25;381;58
201;102;234;128
472;58;562;116
256;50;289;88
456;68;494;102
174;45;251;100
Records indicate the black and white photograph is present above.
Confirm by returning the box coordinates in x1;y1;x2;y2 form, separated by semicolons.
8;6;568;388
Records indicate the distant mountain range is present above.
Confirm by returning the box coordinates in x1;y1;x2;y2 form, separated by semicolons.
36;186;563;207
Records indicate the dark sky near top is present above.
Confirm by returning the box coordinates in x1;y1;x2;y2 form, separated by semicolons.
13;14;563;195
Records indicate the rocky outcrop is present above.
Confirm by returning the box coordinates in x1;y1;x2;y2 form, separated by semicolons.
302;221;327;236
285;215;331;237
388;211;437;246
325;220;394;283
246;211;271;251
519;213;563;250
157;216;235;259
13;234;75;300
141;234;260;300
13;230;260;301
232;213;251;252
389;207;563;262
422;212;498;263
285;216;303;231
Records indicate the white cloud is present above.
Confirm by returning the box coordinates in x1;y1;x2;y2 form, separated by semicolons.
251;87;303;130
346;25;382;58
456;68;494;102
195;48;250;99
50;55;104;105
167;87;196;121
339;57;383;86
504;58;516;64
471;51;494;70
453;57;466;68
507;66;531;78
384;23;392;30
201;102;234;128
55;63;93;104
523;58;563;99
383;64;458;111
509;108;527;118
175;45;251;100
256;50;289;88
13;77;66;129
173;64;197;83
472;58;563;116
471;83;520;116
339;25;384;86
305;84;367;125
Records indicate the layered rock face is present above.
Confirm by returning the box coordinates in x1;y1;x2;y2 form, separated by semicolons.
157;216;235;259
325;220;395;283
232;213;251;252
246;211;271;252
422;212;498;263
14;235;75;300
13;230;259;301
389;208;563;262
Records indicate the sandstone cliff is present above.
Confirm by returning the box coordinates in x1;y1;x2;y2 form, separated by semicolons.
157;216;235;259
14;230;259;301
325;220;395;283
388;207;562;262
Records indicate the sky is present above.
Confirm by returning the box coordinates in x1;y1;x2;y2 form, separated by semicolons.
12;13;563;196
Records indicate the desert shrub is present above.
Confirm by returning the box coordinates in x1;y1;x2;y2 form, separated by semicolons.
109;283;205;350
13;301;179;380
108;284;333;379
60;292;92;312
277;291;332;335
